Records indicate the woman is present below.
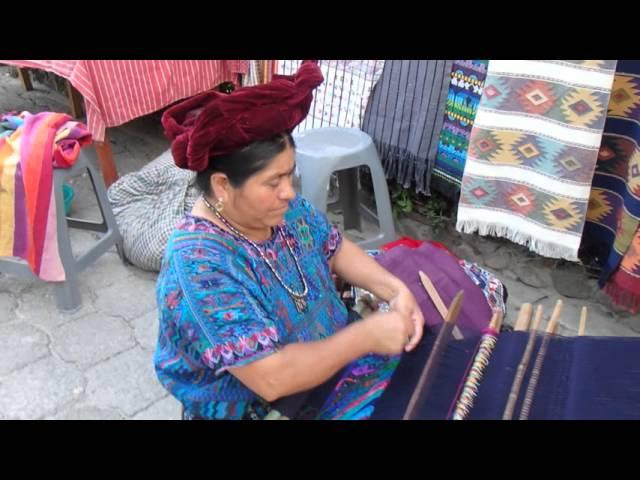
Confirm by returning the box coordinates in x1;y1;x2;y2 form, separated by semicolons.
154;62;424;420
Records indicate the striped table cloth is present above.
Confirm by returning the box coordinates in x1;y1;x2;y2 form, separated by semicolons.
0;60;248;142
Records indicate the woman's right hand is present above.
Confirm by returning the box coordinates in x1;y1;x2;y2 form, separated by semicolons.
361;310;415;356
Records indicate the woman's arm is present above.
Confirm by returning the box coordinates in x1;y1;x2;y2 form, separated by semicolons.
229;310;413;402
331;237;405;302
330;237;425;351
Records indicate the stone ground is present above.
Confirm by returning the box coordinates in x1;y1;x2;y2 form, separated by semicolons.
0;65;638;420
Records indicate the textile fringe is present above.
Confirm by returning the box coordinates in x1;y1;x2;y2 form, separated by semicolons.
374;140;433;195
455;218;579;262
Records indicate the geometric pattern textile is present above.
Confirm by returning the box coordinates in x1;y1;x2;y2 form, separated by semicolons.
580;61;640;311
432;60;489;200
457;60;617;260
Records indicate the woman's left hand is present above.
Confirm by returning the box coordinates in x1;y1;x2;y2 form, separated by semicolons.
388;285;424;352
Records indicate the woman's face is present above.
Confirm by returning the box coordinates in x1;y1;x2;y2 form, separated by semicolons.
223;145;297;230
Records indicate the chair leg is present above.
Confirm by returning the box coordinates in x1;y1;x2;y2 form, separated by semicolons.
85;157;127;265
94;132;119;188
53;274;82;313
53;172;82;313
337;168;361;231
66;80;84;119
17;68;33;91
366;159;397;248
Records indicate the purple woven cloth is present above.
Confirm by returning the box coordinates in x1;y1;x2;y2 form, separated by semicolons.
376;243;492;337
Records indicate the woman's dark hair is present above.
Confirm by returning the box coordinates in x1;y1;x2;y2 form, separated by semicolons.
196;132;296;195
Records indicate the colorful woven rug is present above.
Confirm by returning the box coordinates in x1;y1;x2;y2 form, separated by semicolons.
431;60;489;200
456;60;617;261
580;61;640;312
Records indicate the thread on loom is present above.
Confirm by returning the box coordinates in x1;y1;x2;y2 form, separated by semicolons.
403;290;464;420
451;311;503;420
503;304;543;420
519;300;563;420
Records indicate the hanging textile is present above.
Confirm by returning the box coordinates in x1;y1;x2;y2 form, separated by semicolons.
456;60;617;261
243;60;261;87
242;60;278;87
580;60;640;312
277;60;384;133
603;228;640;313
431;60;489;200
362;60;453;194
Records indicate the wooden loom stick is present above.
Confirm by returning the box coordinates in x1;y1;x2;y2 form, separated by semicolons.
546;299;563;334
519;300;563;420
402;290;464;420
418;271;464;340
502;304;544;420
489;310;503;331
514;303;533;331
578;306;588;336
451;311;503;420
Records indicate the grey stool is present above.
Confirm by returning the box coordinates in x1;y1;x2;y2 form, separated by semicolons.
293;127;396;250
0;149;125;313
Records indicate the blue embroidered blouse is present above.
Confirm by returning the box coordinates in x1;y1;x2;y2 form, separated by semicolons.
154;194;347;419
